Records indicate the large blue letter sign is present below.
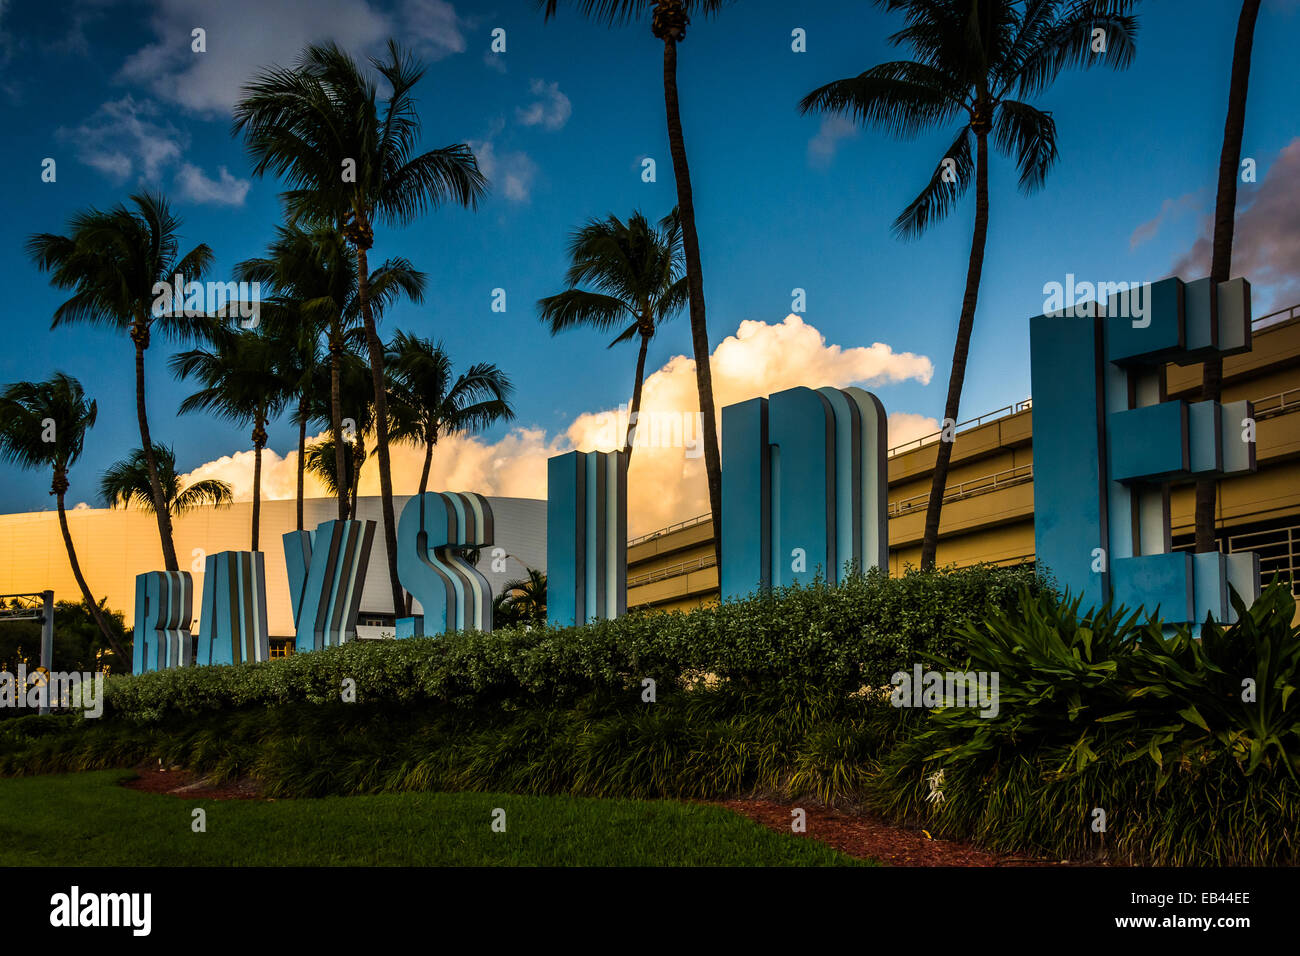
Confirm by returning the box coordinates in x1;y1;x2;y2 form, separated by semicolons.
195;551;270;665
133;571;194;674
283;519;376;651
547;450;627;627
1030;276;1260;626
721;386;889;600
395;492;494;637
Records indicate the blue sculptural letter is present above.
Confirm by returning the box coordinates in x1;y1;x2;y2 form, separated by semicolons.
283;520;376;651
547;450;627;627
132;571;194;674
1029;275;1260;626
195;551;270;665
396;492;494;637
721;385;889;599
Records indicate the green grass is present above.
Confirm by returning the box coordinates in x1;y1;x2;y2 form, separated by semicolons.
0;771;869;866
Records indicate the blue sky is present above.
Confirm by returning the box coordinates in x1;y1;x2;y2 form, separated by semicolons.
0;0;1297;518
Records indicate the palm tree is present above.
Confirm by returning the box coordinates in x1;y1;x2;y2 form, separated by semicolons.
801;0;1138;570
493;568;547;628
233;39;486;616
235;225;424;527
26;192;215;573
304;349;378;520
387;331;516;499
100;444;233;518
0;373;127;661
540;0;726;568
1194;0;1262;555
171;329;292;550
538;209;686;462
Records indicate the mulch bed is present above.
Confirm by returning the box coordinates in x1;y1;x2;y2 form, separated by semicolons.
711;798;1099;867
122;766;267;801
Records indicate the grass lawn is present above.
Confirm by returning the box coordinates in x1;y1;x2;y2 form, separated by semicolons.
0;771;870;866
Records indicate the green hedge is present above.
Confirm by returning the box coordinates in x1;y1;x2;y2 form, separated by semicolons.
98;563;1041;722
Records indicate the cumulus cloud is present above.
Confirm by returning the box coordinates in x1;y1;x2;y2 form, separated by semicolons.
1164;138;1300;311
470;139;537;202
59;95;186;180
175;163;252;206
808;115;858;168
118;0;464;115
516;79;571;131
178;314;935;536
59;95;252;204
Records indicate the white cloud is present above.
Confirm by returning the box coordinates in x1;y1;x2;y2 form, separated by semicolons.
179;314;935;536
119;0;393;114
59;95;252;204
58;95;187;181
1170;137;1300;311
471;139;537;202
175;163;252;206
1129;190;1202;249
400;0;466;61
808;115;858;168
516;79;571;131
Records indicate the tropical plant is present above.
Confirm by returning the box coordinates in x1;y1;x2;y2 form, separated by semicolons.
538;209;685;461
170;328;292;550
540;0;726;567
235;225;425;525
234;39;486;614
493;569;548;628
303;349;377;520
25;192;215;573
100;444;233;518
0;373;125;660
801;0;1139;569
1194;0;1263;554
387;331;515;499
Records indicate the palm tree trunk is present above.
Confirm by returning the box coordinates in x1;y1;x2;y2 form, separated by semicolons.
133;336;179;572
57;489;128;664
251;433;264;552
1195;0;1262;554
330;338;347;523
919;131;990;571
349;441;362;521
662;36;723;569
626;329;651;463
354;239;406;615
296;399;307;532
419;439;433;499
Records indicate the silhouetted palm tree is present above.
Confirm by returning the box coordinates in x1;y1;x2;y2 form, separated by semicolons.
235;224;425;526
0;373;125;660
1195;0;1262;554
100;444;234;518
304;350;377;520
387;331;515;499
801;0;1138;569
25;192;214;573
540;0;726;567
171;329;292;550
538;209;686;462
234;39;485;613
493;568;547;628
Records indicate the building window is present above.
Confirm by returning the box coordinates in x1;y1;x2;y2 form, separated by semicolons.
268;639;294;659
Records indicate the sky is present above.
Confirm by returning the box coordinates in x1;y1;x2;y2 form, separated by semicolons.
0;0;1297;534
